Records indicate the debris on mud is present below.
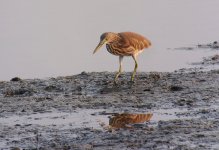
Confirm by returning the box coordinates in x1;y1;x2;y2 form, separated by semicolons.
10;77;22;82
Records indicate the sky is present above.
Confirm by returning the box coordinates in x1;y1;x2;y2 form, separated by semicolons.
1;0;219;80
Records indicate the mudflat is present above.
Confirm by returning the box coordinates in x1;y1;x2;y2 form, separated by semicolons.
0;67;219;149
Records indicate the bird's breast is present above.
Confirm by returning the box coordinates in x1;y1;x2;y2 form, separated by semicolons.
106;44;119;56
106;43;133;56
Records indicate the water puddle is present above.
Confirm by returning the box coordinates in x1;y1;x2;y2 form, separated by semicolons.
0;107;193;129
0;109;107;129
0;108;201;149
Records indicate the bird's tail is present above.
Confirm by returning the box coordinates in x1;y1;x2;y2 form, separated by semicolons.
144;39;152;48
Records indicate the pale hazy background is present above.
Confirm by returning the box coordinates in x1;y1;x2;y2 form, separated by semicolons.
1;0;219;80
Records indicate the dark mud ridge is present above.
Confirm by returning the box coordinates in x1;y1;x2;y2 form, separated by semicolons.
0;69;219;150
191;54;219;66
174;41;219;50
173;41;219;68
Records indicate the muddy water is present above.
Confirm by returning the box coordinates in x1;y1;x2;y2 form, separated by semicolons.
0;107;202;148
0;108;192;129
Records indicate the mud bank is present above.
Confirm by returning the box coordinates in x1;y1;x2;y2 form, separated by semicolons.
0;69;219;149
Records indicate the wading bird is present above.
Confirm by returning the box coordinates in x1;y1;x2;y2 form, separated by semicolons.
93;32;151;82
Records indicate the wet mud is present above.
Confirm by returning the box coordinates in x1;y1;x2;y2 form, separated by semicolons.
1;68;219;150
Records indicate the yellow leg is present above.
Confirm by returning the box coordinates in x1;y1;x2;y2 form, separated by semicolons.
131;55;138;81
114;56;123;82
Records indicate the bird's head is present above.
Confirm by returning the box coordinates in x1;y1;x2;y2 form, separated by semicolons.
93;32;119;54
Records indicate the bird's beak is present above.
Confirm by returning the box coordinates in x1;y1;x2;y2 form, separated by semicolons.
93;39;106;54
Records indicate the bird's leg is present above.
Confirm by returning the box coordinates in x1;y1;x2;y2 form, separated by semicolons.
131;55;138;81
114;56;123;83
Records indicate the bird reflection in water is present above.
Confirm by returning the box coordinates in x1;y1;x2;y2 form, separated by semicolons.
109;113;153;129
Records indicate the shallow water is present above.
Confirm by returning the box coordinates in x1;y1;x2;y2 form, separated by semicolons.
0;108;194;130
0;108;193;148
0;107;202;148
1;1;219;80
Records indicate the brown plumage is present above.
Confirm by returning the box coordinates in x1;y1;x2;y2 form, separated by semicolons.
93;32;151;82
